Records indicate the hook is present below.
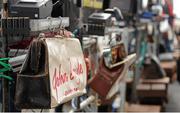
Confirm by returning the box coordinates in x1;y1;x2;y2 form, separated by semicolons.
38;33;45;39
57;16;66;36
47;17;56;33
58;16;63;29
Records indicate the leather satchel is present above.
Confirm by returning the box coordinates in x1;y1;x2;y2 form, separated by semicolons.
88;58;124;99
15;39;51;109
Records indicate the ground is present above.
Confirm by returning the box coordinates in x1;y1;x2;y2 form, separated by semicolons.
165;81;180;112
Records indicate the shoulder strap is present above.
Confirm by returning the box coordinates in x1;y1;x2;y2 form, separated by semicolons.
30;39;42;74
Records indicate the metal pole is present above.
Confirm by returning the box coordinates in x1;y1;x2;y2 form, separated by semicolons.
119;81;126;112
130;0;144;103
130;28;141;103
2;36;9;112
2;0;9;111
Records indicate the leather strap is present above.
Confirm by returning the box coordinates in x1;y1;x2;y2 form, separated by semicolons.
30;39;42;74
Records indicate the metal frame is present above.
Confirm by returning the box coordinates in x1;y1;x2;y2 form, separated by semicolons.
0;16;69;112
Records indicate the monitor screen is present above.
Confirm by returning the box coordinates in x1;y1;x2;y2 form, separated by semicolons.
110;0;131;10
83;0;104;9
107;0;137;16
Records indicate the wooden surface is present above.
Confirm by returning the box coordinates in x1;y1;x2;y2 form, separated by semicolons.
137;77;169;103
173;50;180;59
172;73;177;82
161;61;177;71
161;61;177;81
137;84;166;90
137;84;167;97
161;61;177;80
140;77;170;84
137;83;166;92
125;103;161;112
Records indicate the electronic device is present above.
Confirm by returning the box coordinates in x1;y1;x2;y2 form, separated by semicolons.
88;12;111;36
9;0;52;19
104;0;138;20
104;7;127;27
105;7;124;21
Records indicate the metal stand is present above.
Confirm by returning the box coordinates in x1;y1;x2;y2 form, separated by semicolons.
2;0;9;111
118;81;126;112
1;17;69;112
2;34;9;111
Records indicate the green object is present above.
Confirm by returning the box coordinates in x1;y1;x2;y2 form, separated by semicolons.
137;41;147;68
0;58;10;61
0;74;13;81
0;58;13;81
136;30;148;68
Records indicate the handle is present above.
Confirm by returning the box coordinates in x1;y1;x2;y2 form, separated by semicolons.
30;39;41;73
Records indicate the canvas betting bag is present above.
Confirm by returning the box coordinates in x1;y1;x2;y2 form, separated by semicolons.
15;35;87;109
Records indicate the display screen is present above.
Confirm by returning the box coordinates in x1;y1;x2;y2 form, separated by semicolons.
109;0;132;14
108;0;138;19
83;0;103;9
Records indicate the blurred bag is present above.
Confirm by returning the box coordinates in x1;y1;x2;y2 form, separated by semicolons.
88;57;124;99
142;57;166;79
160;19;169;33
141;11;155;19
104;41;127;68
15;35;87;109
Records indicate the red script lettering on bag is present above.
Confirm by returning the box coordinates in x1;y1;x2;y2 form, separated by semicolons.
52;59;84;99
